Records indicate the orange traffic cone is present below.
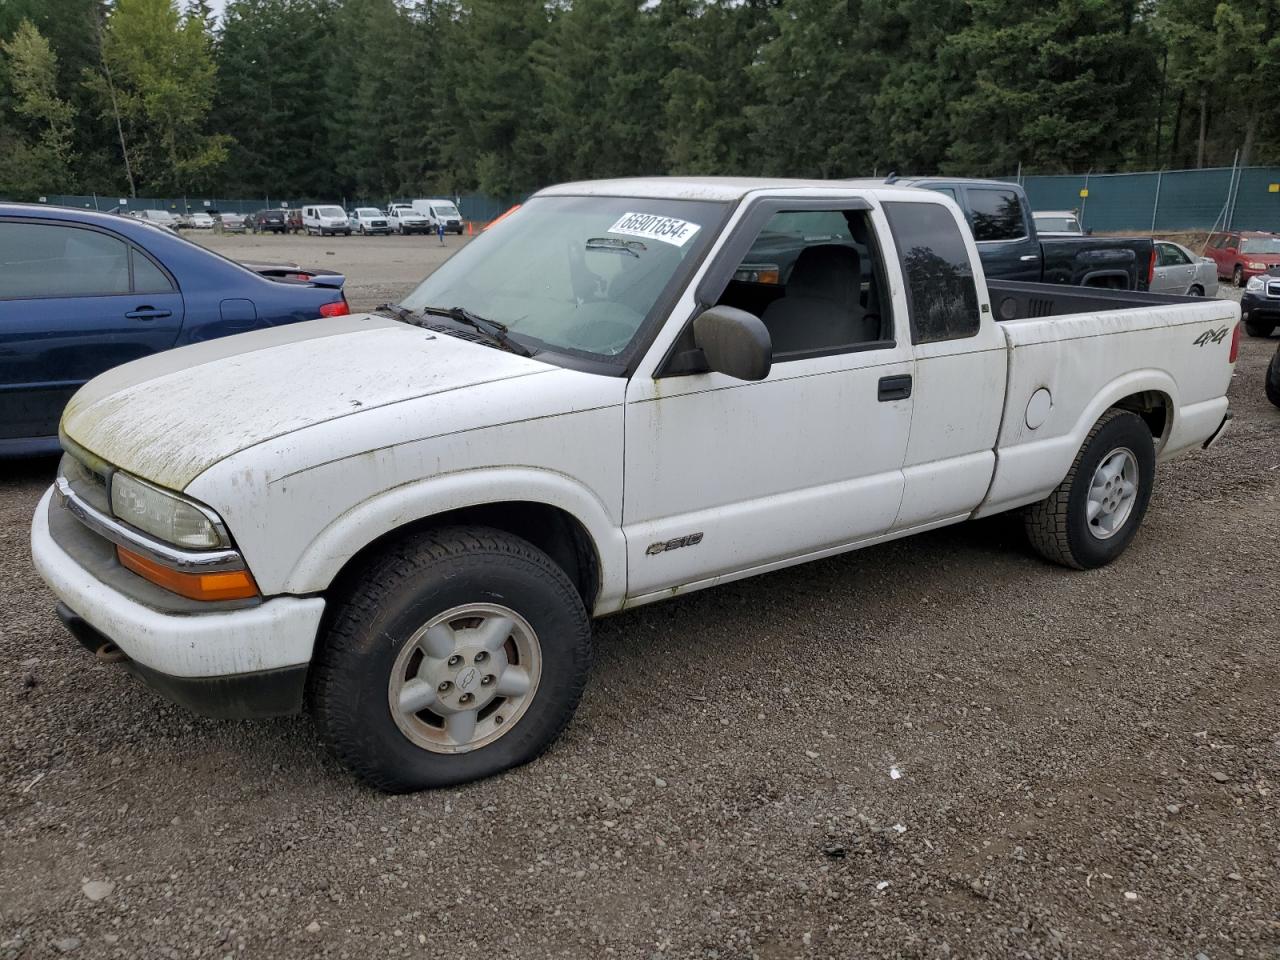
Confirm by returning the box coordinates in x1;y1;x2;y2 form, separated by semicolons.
466;221;473;236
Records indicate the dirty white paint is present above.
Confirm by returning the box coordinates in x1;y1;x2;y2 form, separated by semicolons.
31;488;323;677
63;314;553;491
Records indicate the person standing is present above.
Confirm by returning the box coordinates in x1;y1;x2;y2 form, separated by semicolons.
437;219;446;245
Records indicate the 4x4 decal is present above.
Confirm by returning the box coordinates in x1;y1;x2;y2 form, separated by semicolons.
1193;326;1229;347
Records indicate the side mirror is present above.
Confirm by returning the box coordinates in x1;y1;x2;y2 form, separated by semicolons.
692;305;772;381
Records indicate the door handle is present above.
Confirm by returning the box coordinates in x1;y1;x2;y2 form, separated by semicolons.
1019;254;1039;261
878;374;913;402
125;307;172;320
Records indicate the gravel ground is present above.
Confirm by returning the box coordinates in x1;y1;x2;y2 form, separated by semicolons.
1;268;1277;959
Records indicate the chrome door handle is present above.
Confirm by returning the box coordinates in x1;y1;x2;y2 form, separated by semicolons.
1019;255;1038;261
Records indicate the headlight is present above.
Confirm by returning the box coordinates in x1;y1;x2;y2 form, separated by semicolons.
1246;276;1265;292
1247;261;1267;270
110;472;228;549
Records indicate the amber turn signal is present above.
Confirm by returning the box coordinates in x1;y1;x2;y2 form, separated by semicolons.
117;546;259;601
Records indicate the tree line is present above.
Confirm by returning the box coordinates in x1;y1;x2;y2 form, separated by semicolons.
0;0;1276;204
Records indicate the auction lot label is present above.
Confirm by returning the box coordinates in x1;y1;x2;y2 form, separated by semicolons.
607;212;701;247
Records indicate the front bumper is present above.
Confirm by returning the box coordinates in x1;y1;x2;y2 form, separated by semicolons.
31;486;325;717
1241;293;1280;321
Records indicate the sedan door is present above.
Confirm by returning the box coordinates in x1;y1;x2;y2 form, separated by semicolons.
0;220;183;447
1151;241;1197;294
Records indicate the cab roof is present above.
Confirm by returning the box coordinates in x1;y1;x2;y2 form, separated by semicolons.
535;176;930;203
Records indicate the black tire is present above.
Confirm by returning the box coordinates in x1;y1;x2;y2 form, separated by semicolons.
1245;317;1275;338
1233;265;1244;287
1023;409;1155;570
309;525;592;792
1266;347;1280;409
1187;285;1203;297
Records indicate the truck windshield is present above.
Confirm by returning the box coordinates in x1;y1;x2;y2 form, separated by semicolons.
318;206;346;218
401;195;725;364
1240;237;1280;254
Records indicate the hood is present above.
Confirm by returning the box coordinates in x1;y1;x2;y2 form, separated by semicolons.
62;314;552;491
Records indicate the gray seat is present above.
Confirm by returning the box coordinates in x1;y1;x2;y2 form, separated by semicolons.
760;244;878;354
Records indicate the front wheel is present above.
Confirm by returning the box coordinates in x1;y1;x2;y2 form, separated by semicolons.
1023;409;1155;569
1245;317;1275;338
1234;265;1245;287
309;526;592;792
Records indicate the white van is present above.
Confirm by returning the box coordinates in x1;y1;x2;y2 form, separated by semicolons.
411;198;464;234
302;205;352;237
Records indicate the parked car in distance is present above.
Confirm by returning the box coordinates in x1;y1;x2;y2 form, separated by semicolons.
218;212;248;234
1242;266;1280;337
388;203;431;235
0;203;351;456
411;198;464;234
136;209;181;231
284;209;304;234
31;177;1238;792
1150;240;1218;297
302;205;352;237
351;207;391;235
1033;210;1083;235
187;211;216;230
898;178;1155;290
251;209;288;234
1205;231;1280;287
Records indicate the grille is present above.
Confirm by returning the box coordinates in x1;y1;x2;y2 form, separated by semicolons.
1266;280;1280;299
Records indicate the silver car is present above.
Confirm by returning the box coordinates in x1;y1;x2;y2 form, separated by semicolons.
1151;240;1218;297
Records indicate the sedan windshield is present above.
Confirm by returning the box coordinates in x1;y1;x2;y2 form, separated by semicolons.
400;195;725;363
1240;237;1280;254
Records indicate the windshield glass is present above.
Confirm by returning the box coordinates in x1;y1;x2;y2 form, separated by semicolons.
433;203;460;218
1240;237;1280;254
356;207;380;217
318;206;346;218
401;195;724;363
1035;215;1079;233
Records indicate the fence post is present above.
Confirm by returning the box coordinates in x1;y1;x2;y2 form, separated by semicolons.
1150;170;1163;234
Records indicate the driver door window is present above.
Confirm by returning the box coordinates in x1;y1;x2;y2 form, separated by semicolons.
714;209;894;359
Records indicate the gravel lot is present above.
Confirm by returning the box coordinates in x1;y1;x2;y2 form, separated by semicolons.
1;253;1276;959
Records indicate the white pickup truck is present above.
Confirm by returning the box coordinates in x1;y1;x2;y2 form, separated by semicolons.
32;177;1238;791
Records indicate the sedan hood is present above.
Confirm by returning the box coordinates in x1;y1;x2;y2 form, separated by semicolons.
62;314;552;490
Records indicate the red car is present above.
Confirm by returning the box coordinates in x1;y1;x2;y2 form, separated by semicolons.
1205;230;1280;286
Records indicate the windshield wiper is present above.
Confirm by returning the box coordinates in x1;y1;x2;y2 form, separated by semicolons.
586;237;645;258
417;304;534;357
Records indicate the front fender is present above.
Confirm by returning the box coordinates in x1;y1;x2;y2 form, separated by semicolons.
282;466;628;614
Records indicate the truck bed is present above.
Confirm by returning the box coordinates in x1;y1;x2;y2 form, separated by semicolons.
986;279;1206;322
976;287;1238;519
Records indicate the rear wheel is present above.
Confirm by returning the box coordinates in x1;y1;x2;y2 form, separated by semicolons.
1024;409;1155;569
1245;317;1276;338
1267;348;1280;409
309;526;592;792
1187;285;1203;297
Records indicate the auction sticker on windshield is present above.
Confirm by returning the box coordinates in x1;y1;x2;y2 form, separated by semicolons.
607;212;701;247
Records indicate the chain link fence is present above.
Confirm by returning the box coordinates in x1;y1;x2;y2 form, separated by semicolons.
1014;166;1280;234
19;166;1280;235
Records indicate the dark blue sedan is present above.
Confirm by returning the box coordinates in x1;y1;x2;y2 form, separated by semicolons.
0;204;349;456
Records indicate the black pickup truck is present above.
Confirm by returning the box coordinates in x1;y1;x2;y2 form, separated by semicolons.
895;178;1155;291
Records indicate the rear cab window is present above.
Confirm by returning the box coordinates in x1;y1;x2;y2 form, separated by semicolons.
965;188;1027;242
